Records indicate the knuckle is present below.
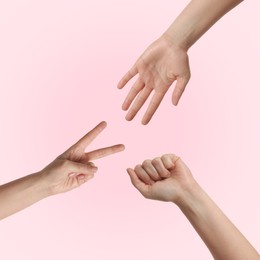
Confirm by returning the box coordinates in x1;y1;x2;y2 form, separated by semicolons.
152;157;161;166
129;107;139;114
161;154;167;161
134;164;142;172
162;153;174;160
136;95;146;103
142;159;151;167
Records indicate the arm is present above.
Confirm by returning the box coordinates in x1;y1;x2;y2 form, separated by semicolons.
127;154;259;260
164;0;244;51
0;121;124;220
118;0;243;125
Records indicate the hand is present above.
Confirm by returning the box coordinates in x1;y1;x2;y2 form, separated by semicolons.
40;121;125;195
127;154;196;204
118;35;190;125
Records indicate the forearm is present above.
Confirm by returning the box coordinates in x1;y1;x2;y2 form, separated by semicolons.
163;0;243;50
176;182;259;260
0;172;49;220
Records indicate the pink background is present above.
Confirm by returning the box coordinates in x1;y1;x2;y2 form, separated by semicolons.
0;0;259;259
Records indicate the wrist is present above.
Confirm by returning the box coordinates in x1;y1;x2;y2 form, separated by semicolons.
35;171;53;198
161;30;191;53
173;178;204;210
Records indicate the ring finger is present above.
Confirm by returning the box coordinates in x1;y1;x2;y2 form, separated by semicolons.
142;160;161;181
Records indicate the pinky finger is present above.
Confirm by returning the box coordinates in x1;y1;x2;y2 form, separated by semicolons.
117;65;138;89
127;168;149;197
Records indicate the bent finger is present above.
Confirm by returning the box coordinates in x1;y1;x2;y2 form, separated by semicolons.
151;157;170;178
142;160;161;181
76;174;94;186
135;164;155;185
70;161;98;174
127;168;149;197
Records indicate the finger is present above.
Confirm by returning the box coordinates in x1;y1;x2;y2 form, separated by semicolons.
67;121;107;153
125;87;153;121
122;79;145;111
127;168;149;197
66;172;94;190
76;174;94;186
161;154;179;170
172;77;189;106
134;164;155;185
68;173;94;188
117;65;138;89
87;161;96;167
151;157;171;178
141;160;161;181
66;174;79;189
70;161;98;174
84;144;125;161
142;91;165;125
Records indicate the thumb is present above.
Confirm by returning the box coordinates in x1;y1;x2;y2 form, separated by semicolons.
161;154;180;171
172;77;189;106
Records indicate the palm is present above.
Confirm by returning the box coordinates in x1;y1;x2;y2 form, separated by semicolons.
42;159;86;194
149;177;181;202
118;36;190;124
137;48;173;90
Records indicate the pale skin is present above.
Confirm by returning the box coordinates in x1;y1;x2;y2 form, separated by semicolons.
118;0;244;124
0;121;125;220
127;154;259;260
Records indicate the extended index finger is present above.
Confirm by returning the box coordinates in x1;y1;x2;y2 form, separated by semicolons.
68;121;107;153
84;144;125;161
